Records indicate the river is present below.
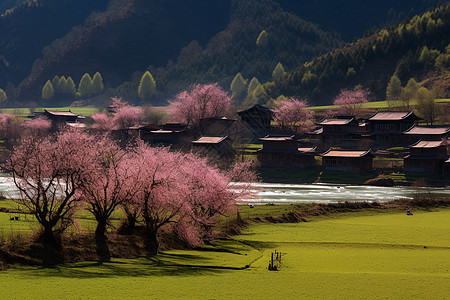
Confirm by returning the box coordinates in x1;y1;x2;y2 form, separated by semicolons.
2;174;450;205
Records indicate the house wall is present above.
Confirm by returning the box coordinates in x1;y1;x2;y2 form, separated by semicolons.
258;152;315;167
322;157;373;173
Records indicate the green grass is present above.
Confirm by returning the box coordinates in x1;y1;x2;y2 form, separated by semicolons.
1;208;449;299
0;106;100;117
310;98;450;110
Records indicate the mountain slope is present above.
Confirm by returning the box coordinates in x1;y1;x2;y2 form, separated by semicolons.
266;4;450;105
0;0;110;87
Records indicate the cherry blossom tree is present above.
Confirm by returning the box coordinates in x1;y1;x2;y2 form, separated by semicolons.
112;104;143;130
169;83;231;128
123;142;246;255
91;112;113;131
273;98;315;134
0;114;16;141
6;130;97;265
78;137;141;261
21;115;52;135
332;89;369;116
91;97;142;130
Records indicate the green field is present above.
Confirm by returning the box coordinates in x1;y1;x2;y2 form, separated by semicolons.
310;98;450;110
0;106;101;117
1;208;449;299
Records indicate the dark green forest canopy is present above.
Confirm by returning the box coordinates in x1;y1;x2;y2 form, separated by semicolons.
266;3;450;105
0;0;445;105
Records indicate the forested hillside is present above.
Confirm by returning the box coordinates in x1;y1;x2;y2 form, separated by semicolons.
0;0;110;88
266;4;450;105
0;0;445;106
277;0;441;41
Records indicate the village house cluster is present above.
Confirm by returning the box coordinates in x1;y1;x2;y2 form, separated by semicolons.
31;105;450;177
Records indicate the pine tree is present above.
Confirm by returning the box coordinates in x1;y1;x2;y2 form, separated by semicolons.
256;30;268;47
386;74;402;101
57;76;68;94
272;62;286;80
243;85;268;107
230;73;247;98
0;88;6;103
66;77;76;96
78;73;93;97
42;80;54;100
51;75;60;91
138;71;156;101
247;77;261;95
404;78;419;97
92;72;104;95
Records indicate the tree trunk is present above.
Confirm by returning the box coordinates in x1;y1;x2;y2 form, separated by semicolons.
95;220;111;262
41;225;63;266
144;228;159;256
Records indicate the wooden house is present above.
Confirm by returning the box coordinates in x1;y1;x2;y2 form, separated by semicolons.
42;110;86;129
404;140;448;175
199;117;237;140
321;149;374;173
237;104;273;138
366;111;420;148
403;126;450;145
257;136;316;167
138;123;191;148
444;158;450;177
191;136;235;162
315;116;370;149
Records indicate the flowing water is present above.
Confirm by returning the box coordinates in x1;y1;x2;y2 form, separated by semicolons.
233;182;450;205
2;174;450;205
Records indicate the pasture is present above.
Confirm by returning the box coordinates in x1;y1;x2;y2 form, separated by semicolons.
0;207;449;299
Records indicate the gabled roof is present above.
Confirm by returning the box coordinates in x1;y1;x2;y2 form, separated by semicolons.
367;110;420;121
192;136;227;144
316;117;354;126
150;129;182;134
410;140;446;148
298;147;317;153
404;126;450;135
321;149;373;158
44;110;78;117
259;135;295;142
237;104;273;115
200;116;236;122
65;122;86;128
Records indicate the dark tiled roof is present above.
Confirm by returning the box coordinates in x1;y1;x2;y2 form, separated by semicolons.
404;126;450;135
192;136;227;144
238;104;273;115
259;136;295;142
368;111;419;121
410;141;445;148
317;118;354;125
321;149;372;158
45;110;78;117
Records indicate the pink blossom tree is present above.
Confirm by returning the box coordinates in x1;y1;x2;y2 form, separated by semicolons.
273;98;315;134
112;104;143;130
91;97;142;130
6;129;98;265
332;89;369;116
78;137;141;261
0;113;17;141
123;142;244;255
91;112;113;131
169;83;231;128
21;115;52;135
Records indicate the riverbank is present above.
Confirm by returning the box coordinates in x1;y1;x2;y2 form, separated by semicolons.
1;196;450;269
1;203;449;299
258;167;450;187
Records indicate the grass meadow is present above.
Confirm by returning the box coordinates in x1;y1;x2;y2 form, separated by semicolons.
0;206;449;299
